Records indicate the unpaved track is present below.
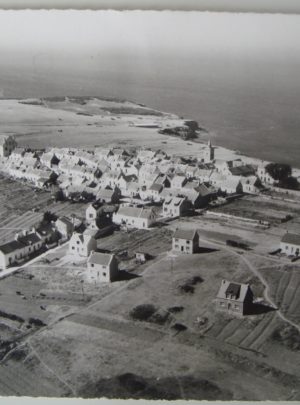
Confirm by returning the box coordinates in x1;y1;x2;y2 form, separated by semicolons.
202;237;300;334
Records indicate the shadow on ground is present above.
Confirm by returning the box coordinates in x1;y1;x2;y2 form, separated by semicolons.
246;303;277;315
78;372;233;400
114;270;140;282
196;247;219;254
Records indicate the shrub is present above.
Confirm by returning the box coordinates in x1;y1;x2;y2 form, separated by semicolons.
168;306;184;313
129;304;157;321
28;317;47;327
265;163;291;181
171;323;187;332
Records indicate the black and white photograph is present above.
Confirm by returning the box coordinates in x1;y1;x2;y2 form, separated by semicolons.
0;3;300;401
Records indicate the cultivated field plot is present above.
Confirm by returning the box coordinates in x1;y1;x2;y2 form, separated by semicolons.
212;194;300;225
171;215;283;254
0;176;86;244
10;244;299;400
97;227;173;257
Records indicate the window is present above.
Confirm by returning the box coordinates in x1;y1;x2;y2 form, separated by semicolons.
89;214;93;218
186;240;190;244
76;241;80;244
72;246;75;250
219;302;225;307
91;263;94;267
103;272;106;277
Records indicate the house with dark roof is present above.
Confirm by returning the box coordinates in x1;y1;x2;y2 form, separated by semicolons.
172;228;199;254
0;240;27;269
15;231;43;257
215;279;254;316
87;252;119;282
280;233;300;256
0;230;43;269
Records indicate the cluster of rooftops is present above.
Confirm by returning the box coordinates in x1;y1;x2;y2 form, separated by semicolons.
0;136;272;205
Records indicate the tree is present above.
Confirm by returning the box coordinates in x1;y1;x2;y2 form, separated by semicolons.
43;211;58;224
54;189;65;202
265;163;291;181
278;176;299;190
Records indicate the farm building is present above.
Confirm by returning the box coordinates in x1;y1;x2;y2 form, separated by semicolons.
69;232;97;257
0;135;17;157
172;228;199;254
216;279;254;316
280;233;300;256
87;252;119;282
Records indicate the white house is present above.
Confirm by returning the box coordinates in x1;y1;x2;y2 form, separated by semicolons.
55;217;74;240
69;232;97;257
113;205;157;229
86;203;103;222
0;240;27;269
0;231;43;269
240;176;262;194
280;233;300;256
172;228;199;254
87;252;119;282
257;163;276;185
163;196;191;218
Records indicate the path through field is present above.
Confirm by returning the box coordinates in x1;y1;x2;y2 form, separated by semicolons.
201;236;300;334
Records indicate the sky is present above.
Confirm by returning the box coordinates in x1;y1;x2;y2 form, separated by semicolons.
0;10;300;59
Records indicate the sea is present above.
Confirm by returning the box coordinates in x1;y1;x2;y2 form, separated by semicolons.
1;52;300;168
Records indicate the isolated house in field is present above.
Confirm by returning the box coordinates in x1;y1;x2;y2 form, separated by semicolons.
280;233;300;256
113;205;157;229
172;228;199;254
55;216;74;240
163;196;191;218
216;279;254;316
87;252;119;282
69;232;97;257
0;135;17;157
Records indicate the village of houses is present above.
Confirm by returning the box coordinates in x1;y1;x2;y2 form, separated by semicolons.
0;132;299;317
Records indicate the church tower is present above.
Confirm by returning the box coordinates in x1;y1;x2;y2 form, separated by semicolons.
204;139;214;163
